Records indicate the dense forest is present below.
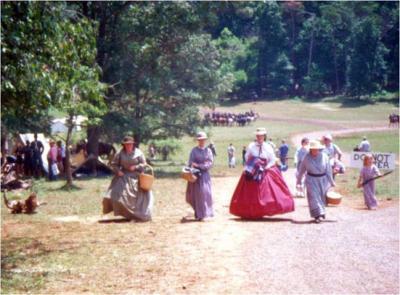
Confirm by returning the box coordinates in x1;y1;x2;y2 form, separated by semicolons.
2;1;399;143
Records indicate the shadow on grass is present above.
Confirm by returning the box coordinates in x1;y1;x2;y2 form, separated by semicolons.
45;183;83;192
1;237;80;293
98;218;131;223
323;95;399;108
218;95;399;110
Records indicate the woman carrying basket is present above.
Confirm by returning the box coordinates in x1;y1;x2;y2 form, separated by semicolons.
185;131;214;221
296;140;335;223
102;136;153;221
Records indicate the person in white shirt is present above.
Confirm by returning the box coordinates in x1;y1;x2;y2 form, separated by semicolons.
230;127;294;219
358;136;371;152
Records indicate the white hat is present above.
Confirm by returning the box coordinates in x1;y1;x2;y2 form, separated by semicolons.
309;140;325;150
196;131;207;140
324;134;333;141
255;127;267;135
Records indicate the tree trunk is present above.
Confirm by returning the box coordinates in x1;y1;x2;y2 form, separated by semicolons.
87;125;100;176
87;125;100;157
1;127;9;166
333;41;340;94
64;115;74;188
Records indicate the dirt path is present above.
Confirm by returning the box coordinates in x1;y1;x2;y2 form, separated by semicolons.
191;172;398;294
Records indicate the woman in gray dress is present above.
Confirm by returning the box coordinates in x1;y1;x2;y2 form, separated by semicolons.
185;131;214;221
296;140;335;223
102;136;153;221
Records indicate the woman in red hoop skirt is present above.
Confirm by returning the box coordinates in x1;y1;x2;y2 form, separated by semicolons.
229;127;294;219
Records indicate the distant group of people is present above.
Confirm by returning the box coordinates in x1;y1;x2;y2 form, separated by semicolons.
204;110;258;127
5;134;67;181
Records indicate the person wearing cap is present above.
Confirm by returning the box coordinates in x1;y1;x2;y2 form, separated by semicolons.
229;127;294;219
294;137;310;197
322;134;345;175
296;140;335;223
185;131;214;221
358;136;371;152
103;135;153;221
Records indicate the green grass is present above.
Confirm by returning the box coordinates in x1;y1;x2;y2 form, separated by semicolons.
217;97;397;124
332;130;399;199
336;166;399;200
2;97;399;293
146;120;325;177
334;130;399;154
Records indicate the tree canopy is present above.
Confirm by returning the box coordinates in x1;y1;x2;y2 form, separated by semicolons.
1;1;398;144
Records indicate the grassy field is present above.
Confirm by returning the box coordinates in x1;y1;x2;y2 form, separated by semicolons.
334;130;399;154
333;130;399;199
217;96;398;124
2;98;399;293
156;120;327;177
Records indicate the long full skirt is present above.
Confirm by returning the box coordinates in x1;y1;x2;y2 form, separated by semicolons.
304;175;331;218
186;172;214;219
229;166;294;219
103;174;153;221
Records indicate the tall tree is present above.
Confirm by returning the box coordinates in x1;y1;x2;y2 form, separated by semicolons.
254;2;293;97
213;28;249;94
1;2;106;187
347;16;388;97
74;2;230;145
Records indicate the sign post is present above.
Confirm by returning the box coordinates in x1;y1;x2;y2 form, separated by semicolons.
350;152;396;170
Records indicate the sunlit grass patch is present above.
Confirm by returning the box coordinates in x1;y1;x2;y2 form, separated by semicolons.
335;167;399;200
334;130;399;154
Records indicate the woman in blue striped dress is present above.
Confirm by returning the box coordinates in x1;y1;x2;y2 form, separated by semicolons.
296;140;335;223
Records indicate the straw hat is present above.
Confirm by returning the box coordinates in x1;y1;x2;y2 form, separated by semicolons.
196;131;208;140
254;127;267;136
309;140;325;150
121;136;134;144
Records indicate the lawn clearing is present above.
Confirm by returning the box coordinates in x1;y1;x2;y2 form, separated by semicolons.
2;98;398;293
215;97;397;125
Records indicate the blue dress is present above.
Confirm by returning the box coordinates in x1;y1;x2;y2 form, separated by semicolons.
296;152;335;218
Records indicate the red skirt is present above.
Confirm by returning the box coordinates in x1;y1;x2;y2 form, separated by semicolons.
229;166;294;219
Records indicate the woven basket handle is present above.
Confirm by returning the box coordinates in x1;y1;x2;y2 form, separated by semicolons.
143;164;154;176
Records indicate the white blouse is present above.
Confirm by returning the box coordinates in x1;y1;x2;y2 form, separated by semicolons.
245;141;276;169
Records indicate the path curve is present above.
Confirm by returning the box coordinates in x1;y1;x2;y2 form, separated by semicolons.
290;126;394;166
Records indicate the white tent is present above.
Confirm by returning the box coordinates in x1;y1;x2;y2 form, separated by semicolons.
50;115;87;135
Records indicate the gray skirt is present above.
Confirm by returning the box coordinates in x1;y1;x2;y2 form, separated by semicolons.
103;172;153;221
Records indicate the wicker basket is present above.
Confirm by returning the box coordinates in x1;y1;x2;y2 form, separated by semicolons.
139;164;154;191
181;168;197;183
326;191;342;205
